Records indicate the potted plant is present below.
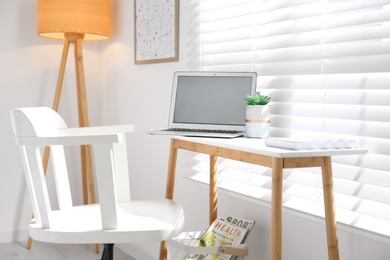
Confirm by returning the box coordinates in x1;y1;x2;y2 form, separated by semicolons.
244;92;271;138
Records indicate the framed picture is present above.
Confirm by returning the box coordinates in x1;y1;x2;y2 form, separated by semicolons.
134;0;179;64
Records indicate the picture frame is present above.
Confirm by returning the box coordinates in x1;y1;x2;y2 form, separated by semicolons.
134;0;179;64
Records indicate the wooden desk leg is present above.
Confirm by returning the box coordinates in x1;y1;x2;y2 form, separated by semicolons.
210;155;218;225
271;157;283;260
160;139;179;260
322;156;340;260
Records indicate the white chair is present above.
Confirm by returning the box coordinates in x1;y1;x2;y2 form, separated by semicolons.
10;107;185;260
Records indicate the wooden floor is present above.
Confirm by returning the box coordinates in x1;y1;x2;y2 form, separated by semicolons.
0;241;135;260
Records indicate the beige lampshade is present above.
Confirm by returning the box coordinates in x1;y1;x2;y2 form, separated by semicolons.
38;0;111;42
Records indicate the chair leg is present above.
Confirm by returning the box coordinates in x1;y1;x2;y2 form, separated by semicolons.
100;244;114;260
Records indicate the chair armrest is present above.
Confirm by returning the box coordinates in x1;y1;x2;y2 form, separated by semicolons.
15;124;135;146
58;125;135;136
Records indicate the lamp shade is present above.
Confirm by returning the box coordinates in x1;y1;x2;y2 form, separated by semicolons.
38;0;111;42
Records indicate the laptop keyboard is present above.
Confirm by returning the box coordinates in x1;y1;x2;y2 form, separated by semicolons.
162;128;243;134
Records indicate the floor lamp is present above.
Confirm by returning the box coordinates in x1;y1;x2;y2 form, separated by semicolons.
27;0;112;250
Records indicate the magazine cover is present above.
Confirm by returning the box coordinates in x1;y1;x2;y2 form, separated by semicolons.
183;216;254;260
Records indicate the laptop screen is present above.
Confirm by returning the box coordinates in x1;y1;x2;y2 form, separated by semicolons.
169;71;257;131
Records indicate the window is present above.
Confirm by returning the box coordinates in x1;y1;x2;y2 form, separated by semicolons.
185;0;390;239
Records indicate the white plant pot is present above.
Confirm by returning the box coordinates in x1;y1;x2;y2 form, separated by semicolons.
245;105;270;138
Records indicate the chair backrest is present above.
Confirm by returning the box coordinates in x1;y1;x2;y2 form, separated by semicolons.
10;107;68;137
10;107;132;230
10;107;72;229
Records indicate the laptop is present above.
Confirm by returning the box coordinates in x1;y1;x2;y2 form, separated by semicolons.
147;71;257;138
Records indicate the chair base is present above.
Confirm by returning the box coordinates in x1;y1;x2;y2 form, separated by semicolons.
101;244;114;260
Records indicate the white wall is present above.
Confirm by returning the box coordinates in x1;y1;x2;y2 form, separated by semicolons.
0;0;109;241
1;1;389;259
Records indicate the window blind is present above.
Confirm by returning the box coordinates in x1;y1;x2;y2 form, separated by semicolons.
185;0;390;239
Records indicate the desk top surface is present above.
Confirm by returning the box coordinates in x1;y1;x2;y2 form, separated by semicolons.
172;136;368;158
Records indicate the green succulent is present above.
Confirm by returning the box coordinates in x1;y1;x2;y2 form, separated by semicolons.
244;92;271;105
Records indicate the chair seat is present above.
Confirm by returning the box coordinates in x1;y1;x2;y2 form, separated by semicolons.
29;199;184;244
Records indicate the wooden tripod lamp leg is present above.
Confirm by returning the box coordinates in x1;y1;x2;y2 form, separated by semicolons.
52;40;70;112
73;35;98;254
27;39;70;250
42;39;71;174
73;35;96;206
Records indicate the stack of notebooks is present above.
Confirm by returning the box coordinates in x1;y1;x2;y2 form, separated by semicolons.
265;137;356;150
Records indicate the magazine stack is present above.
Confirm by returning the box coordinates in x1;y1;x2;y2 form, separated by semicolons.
167;216;254;260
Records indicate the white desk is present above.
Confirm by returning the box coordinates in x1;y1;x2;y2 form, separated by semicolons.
159;136;368;260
